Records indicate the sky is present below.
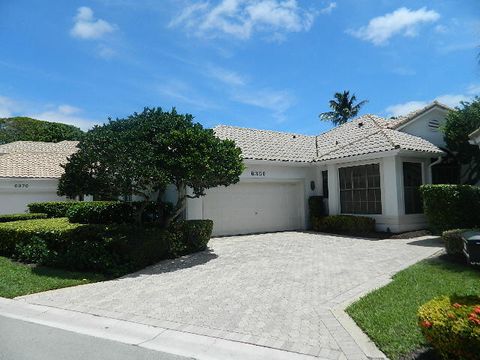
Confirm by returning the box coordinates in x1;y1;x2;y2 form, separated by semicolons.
0;0;479;135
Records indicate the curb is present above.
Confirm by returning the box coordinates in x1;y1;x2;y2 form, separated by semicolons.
0;298;322;360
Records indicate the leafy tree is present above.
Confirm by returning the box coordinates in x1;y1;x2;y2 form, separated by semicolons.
319;91;368;126
0;117;84;144
58;108;244;225
443;97;480;185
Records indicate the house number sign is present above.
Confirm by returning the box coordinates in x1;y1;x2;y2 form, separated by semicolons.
250;170;266;177
14;183;29;189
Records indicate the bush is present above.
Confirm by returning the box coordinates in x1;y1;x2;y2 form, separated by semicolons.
312;215;376;235
66;202;133;224
0;213;47;223
420;185;480;234
442;229;470;256
0;218;212;275
27;202;80;218
418;295;480;359
308;196;325;218
169;220;213;257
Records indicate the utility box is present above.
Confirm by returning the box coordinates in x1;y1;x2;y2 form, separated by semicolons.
463;231;480;265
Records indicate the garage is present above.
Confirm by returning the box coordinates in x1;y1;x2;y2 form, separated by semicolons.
203;181;305;236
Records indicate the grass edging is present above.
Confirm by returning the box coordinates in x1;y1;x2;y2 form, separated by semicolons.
345;256;480;360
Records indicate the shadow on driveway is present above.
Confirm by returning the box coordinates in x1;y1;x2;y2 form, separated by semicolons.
121;248;218;279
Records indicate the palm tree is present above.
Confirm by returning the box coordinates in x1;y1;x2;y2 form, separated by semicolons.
319;91;368;126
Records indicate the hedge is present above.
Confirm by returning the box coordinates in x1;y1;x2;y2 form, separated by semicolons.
312;215;375;235
27;202;80;218
418;295;480;359
420;185;480;234
0;213;47;223
0;218;213;275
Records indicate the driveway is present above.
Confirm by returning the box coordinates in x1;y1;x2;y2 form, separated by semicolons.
21;232;442;360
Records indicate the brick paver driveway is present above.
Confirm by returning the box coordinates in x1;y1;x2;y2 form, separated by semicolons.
22;232;442;359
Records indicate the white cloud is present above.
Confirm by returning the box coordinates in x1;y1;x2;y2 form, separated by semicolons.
157;80;219;110
320;2;336;15
385;88;476;117
349;7;440;45
207;65;247;86
232;88;295;122
0;96;18;118
467;84;480;96
169;0;315;40
30;105;98;130
70;6;116;40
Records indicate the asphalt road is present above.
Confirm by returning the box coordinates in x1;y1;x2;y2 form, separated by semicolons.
0;315;194;360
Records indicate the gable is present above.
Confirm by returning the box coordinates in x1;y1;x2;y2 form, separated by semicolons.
395;107;449;149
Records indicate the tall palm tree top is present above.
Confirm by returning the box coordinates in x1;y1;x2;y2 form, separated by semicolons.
319;90;368;126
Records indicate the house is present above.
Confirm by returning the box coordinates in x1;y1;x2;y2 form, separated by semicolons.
187;101;452;236
469;128;480;148
0;141;78;214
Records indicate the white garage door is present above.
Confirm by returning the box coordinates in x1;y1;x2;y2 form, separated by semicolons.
204;181;304;236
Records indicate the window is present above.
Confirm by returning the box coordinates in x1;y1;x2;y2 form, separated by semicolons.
403;162;423;214
339;164;381;214
322;170;329;198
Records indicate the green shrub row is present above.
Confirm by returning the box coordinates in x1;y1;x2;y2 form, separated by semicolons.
418;295;480;359
28;201;173;224
0;213;47;223
420;185;480;234
312;215;376;235
0;218;213;275
27;201;79;218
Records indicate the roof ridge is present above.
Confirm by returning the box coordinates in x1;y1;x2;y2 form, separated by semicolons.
214;124;313;138
370;116;397;148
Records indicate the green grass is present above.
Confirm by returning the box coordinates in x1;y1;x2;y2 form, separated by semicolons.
346;256;480;360
0;256;105;298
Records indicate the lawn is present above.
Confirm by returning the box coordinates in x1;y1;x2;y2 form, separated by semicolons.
346;256;480;360
0;256;105;299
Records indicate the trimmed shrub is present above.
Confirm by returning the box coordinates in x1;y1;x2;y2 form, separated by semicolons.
0;213;47;223
0;218;213;275
308;196;325;218
66;202;133;224
169;220;214;257
418;295;480;359
27;201;80;218
442;229;470;256
420;185;480;234
312;215;375;235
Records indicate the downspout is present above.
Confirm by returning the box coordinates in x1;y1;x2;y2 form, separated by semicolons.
428;156;443;183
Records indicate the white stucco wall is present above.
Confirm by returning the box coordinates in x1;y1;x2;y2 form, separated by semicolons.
0;178;67;214
397;107;449;148
324;153;432;233
186;160;320;230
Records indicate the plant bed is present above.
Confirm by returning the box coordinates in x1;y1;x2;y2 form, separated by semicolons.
0;256;104;298
346;256;480;360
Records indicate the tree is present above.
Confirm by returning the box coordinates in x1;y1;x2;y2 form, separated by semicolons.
443;97;480;185
0;117;84;144
58;107;244;225
319;91;368;126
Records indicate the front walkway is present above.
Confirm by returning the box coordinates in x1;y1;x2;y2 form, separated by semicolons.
20;232;442;360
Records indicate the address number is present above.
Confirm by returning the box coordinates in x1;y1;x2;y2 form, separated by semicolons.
250;171;266;177
14;184;29;188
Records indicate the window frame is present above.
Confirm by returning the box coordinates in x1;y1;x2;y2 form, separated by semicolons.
322;170;329;198
402;161;424;215
338;163;382;215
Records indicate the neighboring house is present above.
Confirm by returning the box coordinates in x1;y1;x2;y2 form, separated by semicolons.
469;128;480;148
187;102;451;236
0;141;78;214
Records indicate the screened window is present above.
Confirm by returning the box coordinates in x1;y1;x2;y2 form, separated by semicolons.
339;164;382;214
403;162;423;214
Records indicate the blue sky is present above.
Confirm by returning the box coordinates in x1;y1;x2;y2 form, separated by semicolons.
0;0;479;135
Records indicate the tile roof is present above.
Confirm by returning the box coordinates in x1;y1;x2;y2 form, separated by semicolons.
215;112;443;163
0;141;78;178
214;125;317;162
